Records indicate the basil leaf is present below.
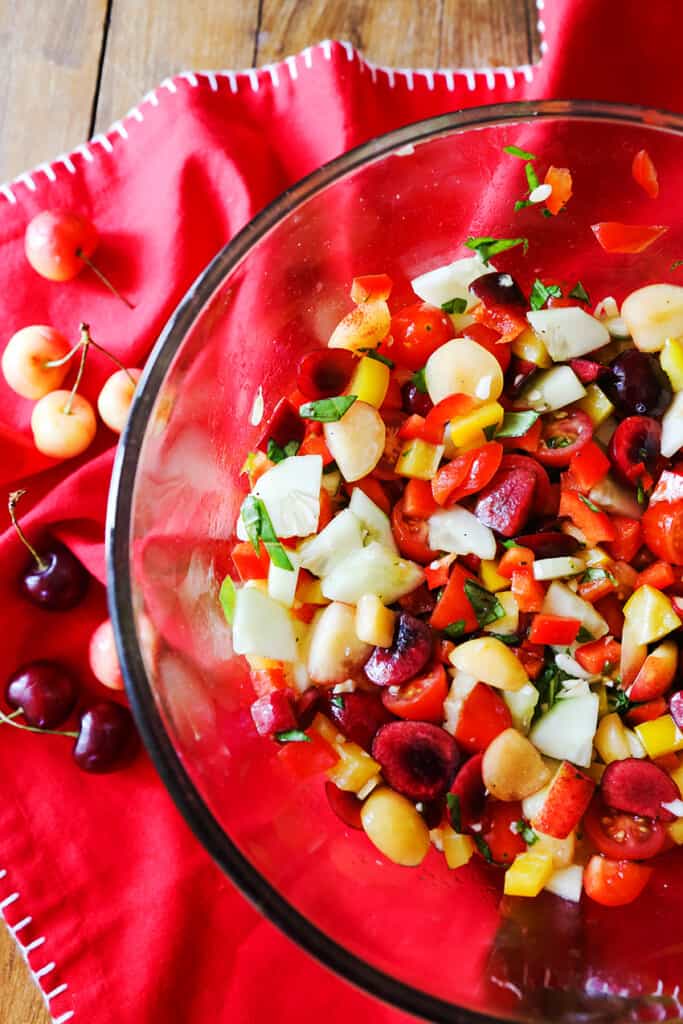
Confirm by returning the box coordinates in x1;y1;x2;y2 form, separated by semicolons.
443;619;466;640
330;694;345;710
542;208;553;218
483;423;498;441
515;820;539;845
671;259;683;271
241;496;294;571
267;438;300;463
576;626;594;644
441;297;468;315
411;367;427;393
568;281;590;304
514;199;533;212
495;410;540;438
219;576;237;625
579;494;601;513
275;729;311;743
241;495;264;554
529;278;562;311
525;162;540;192
299;395;357;422
504;145;537;160
360;348;395;368
284;440;300;457
532;656;571;720
545;434;573;449
446;793;462;834
581;567;617;586
465;236;528;265
610;689;634;716
502;539;519;549
637;481;647;506
474;835;494;863
488;633;521;646
464;580;505;628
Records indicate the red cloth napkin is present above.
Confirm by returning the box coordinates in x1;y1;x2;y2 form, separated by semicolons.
2;3;683;1021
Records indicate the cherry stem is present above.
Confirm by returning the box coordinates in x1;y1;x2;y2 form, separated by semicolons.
43;340;83;370
8;490;47;571
85;331;136;385
0;706;77;739
76;249;135;310
64;325;90;416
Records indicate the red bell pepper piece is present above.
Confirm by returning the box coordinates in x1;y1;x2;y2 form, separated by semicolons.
277;731;339;777
346;476;391;515
511;566;545;612
528;614;581;646
399;414;428;440
514;641;545;680
632;149;659;199
403;478;439;519
430;563;478;632
431;441;503;507
421;393;476;444
497;545;534;579
636;560;676;590
250;691;297;737
350;273;393;303
298;431;334;465
472;298;527;345
559;488;617;544
606;516;643;563
574;636;622;674
232;540;271;581
454;683;513;754
569;441;610;492
544;166;573;216
531;761;594;839
594;593;624;638
424;555;454;590
578;571;618;604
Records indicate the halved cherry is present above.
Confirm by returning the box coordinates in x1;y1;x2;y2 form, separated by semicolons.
601;758;679;821
514;531;581;559
584;793;667;860
608;415;663;488
505;356;538;399
470;272;528;342
364;612;432;688
325;781;363;829
448;753;486;830
326;691;395;752
372;720;460;801
381;662;448;722
569;358;605;384
296;349;357;400
258;397;306;449
474;467;536;537
536;410;593;467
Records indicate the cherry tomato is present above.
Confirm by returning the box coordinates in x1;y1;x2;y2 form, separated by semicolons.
296;349;357;400
632;149;659;199
431;442;503;506
456;323;511;373
536;410;593;467
381;662;448;722
583;795;667;861
642;498;683;565
583;855;652;907
591;222;668;254
391;498;437;564
480;799;527;865
389;302;454;370
24;209;98;281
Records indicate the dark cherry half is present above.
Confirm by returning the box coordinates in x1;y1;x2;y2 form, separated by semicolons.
372;721;460;801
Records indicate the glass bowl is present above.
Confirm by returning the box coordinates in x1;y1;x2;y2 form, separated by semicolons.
107;101;683;1024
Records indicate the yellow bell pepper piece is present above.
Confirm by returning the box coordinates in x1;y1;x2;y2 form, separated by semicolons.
634;714;683;759
576;384;614;427
668;819;683;845
327;741;381;793
511;327;552;368
504;851;554;897
348;355;390;408
395;439;444;480
660;337;683;392
448;402;504;448
480;560;509;593
310;712;344;747
442;828;475;869
623;585;682;645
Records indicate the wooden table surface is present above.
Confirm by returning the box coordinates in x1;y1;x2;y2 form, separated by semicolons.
0;2;537;1021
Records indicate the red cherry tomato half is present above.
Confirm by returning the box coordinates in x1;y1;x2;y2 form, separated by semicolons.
632;149;659;199
583;855;653;907
480;799;527;865
381;662;448;722
456;322;511;373
583;795;667;861
296;349;357;400
536;410;593;467
591;222;668;255
391;498;437;564
389;302;454;370
431;441;503;506
642;498;683;566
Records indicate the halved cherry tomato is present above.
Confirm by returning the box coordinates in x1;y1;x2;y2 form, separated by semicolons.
591;222;668;254
642;499;683;565
480;799;526;865
584;795;667;861
456;322;512;373
537;411;593;467
544;165;573;215
584;856;653;906
350;273;393;304
454;682;513;754
232;540;270;581
391;498;437;564
421;393;476;444
381;662;448;722
632;149;659;199
431;442;503;506
389;301;454;370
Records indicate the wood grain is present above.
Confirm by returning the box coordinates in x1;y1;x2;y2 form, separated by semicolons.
94;0;261;131
0;0;108;182
0;920;48;1024
441;0;536;66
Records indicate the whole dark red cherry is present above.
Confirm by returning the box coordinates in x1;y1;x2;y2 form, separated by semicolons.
9;490;88;610
6;661;79;728
401;379;433;417
73;702;138;773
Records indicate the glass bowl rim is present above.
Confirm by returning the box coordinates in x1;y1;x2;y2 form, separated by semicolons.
107;99;683;1024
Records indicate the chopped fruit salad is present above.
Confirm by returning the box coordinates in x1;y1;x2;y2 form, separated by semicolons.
223;153;683;908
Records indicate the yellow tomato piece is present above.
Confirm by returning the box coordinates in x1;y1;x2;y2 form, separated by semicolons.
504;851;554;897
595;712;631;764
348;356;390;408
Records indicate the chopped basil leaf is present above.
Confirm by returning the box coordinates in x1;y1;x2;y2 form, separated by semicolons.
474;835;494;863
609;689;633;716
330;694;345;710
483;423;498;441
464;580;505;628
525;162;540;192
671;259;683;271
579;494;601;513
267;438;300;463
637;481;647;506
504;144;537;160
515;820;539;845
529;278;562;311
444;619;466;640
541;208;553;219
446;793;462;833
323;459;339;474
495;410;540;438
219;576;237;625
241;451;258;476
240;495;294;571
581;567;617;586
576;626;594;644
544;434;573;449
299;395;357;422
360;348;395;368
568;281;590;304
441;297;468;315
411;367;427;393
275;729;311;743
502;539;519;549
465;236;529;265
514;199;533;211
533;656;570;720
489;633;521;646
241;495;264;554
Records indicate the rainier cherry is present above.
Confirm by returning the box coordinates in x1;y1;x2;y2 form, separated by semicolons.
97;368;141;434
30;323;96;459
24;210;134;309
89;619;124;691
9;489;88;610
2;325;72;399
